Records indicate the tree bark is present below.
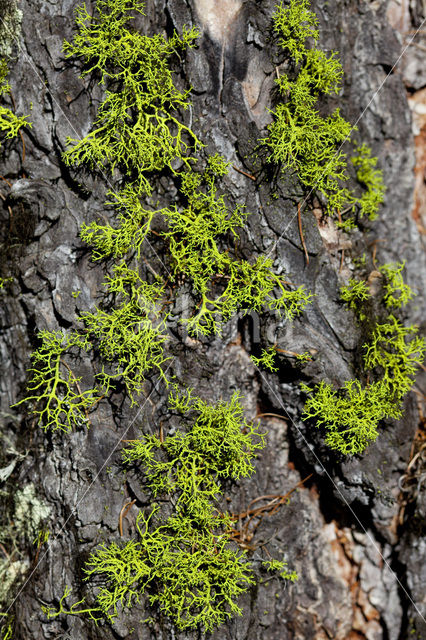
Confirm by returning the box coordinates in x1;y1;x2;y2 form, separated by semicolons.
1;0;425;639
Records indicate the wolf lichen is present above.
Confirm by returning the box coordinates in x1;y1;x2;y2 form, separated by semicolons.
12;331;100;432
363;316;426;400
43;390;293;631
304;266;425;454
263;0;353;216
45;509;254;631
83;509;253;631
341;262;415;317
302;317;426;455
271;0;318;63
0;277;12;289
123;386;266;495
351;143;386;220
263;0;385;225
121;388;266;533
379;261;414;309
0;616;13;640
0;60;31;147
13;267;170;425
62;0;201;194
250;347;279;372
302;379;400;455
262;559;298;581
79;263;170;401
80;183;161;261
340;278;371;320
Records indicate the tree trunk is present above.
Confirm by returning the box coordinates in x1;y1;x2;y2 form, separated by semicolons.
1;0;425;639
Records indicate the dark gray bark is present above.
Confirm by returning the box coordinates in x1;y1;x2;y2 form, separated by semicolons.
0;0;425;639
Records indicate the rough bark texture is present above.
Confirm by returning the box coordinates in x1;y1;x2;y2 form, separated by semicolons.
1;0;425;639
